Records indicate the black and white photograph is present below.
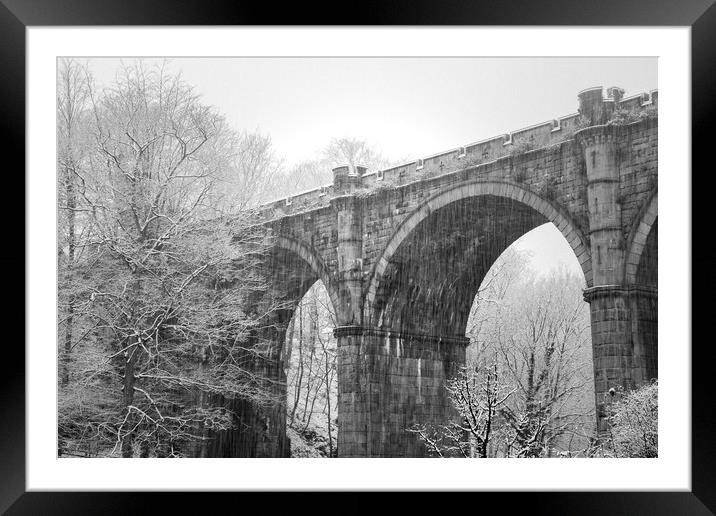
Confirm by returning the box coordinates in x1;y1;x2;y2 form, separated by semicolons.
55;56;659;460
11;17;703;507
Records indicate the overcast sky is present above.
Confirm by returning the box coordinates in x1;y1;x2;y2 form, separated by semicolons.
81;57;657;279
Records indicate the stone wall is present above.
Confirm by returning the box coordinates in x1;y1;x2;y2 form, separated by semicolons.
336;327;466;457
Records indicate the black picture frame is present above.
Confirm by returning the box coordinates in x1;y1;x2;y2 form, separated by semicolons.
5;1;713;513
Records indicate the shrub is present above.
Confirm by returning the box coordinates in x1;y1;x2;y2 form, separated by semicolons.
607;105;657;126
461;154;484;169
607;381;658;458
356;179;398;198
508;139;535;157
559;115;592;141
538;174;558;200
575;115;592;129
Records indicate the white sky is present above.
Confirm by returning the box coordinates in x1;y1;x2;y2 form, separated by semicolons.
81;57;657;278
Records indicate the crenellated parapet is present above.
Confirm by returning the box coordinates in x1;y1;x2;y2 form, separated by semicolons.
254;86;657;223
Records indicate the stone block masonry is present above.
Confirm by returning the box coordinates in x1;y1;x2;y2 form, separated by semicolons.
220;86;658;457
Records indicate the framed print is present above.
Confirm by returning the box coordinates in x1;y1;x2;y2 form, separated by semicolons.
7;0;714;513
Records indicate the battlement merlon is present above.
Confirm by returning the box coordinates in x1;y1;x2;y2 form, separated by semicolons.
256;86;657;219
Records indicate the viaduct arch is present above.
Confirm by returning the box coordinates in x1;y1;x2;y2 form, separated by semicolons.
625;191;658;285
364;180;593;321
205;236;339;457
272;236;340;316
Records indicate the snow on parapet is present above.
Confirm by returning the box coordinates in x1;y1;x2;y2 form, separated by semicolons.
260;86;657;217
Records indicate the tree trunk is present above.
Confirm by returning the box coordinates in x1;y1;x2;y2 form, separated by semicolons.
478;439;488;458
121;340;138;458
284;316;295;365
324;345;333;457
290;303;304;426
60;160;76;386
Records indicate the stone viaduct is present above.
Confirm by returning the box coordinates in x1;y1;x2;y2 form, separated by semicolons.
215;86;658;458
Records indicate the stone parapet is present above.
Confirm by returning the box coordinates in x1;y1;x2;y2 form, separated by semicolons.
254;87;657;221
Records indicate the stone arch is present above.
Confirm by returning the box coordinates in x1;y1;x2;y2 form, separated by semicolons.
364;180;592;322
624;190;658;285
273;236;340;315
206;235;337;459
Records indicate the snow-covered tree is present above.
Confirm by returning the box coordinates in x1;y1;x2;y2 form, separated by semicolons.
607;381;658;458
